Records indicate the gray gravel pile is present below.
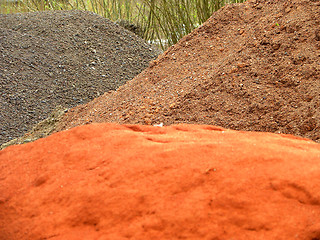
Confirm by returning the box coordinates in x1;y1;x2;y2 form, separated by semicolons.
0;10;161;144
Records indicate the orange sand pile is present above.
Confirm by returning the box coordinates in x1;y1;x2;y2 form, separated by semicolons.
1;123;320;239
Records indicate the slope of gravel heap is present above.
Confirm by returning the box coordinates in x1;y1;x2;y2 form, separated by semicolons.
54;0;320;143
0;10;161;144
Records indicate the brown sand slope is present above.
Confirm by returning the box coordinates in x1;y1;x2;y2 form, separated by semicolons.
1;123;320;239
55;0;320;142
0;10;160;144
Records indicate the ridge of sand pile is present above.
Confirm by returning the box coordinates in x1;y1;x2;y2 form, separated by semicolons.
0;10;160;145
1;123;320;239
55;0;320;143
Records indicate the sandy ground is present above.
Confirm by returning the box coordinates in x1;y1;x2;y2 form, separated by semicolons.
1;123;320;239
0;0;319;239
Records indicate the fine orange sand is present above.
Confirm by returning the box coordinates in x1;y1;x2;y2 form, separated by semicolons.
1;123;320;239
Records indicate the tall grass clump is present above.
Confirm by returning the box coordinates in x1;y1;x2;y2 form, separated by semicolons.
138;0;245;49
1;0;246;49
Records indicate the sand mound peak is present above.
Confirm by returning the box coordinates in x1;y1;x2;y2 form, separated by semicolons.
55;0;320;142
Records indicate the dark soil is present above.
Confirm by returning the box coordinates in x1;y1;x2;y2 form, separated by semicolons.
0;10;160;145
54;0;320;143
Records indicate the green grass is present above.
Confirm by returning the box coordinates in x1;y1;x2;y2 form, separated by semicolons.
0;0;245;49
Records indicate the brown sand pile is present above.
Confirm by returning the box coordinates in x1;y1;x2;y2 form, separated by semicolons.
0;10;160;144
55;0;320;142
1;123;320;239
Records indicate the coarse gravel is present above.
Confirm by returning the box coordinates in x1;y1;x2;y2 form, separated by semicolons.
0;10;161;144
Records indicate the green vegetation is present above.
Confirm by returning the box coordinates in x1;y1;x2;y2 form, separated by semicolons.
0;0;245;49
